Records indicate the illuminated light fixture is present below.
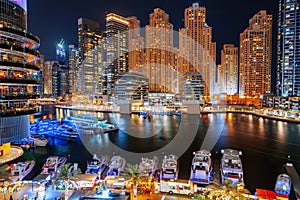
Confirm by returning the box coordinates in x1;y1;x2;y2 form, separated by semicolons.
106;14;129;25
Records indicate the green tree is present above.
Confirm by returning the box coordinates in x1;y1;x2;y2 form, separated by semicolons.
0;165;11;182
123;164;141;200
57;163;82;198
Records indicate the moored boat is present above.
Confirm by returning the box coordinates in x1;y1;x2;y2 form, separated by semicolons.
274;173;291;196
220;149;243;186
10;160;35;181
42;156;67;174
85;154;109;175
138;156;159;177
107;156;126;176
162;154;179;180
190;150;213;184
29;134;48;146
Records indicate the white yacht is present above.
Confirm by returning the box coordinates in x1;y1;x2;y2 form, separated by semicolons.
107;156;126;176
138;156;159;177
42;156;67;174
10;160;35;181
190;150;213;184
220;149;244;186
161;155;178;180
53;125;78;140
274;173;291;196
85;154;109;174
29;134;48;147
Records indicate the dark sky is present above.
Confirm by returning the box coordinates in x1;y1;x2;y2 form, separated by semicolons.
27;0;278;63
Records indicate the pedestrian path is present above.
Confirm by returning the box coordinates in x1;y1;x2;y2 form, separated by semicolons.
285;163;300;199
0;146;23;165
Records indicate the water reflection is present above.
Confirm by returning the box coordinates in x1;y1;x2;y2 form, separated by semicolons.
27;106;300;196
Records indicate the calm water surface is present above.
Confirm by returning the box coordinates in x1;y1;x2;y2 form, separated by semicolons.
14;106;300;199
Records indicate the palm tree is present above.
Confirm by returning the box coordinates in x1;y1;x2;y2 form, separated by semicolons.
123;164;141;200
203;182;251;200
0;165;11;182
57;163;82;198
0;165;11;200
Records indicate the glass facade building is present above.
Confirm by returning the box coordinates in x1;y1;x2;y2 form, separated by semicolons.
103;13;129;96
277;0;300;97
0;0;41;145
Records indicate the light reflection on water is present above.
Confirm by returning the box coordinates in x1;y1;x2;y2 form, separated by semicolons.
26;106;300;197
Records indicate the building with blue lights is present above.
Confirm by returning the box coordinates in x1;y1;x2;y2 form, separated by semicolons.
277;0;300;97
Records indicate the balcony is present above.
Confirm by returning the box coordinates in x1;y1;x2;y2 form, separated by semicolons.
0;43;40;57
0;93;39;100
0;106;40;117
0;24;40;44
0;60;40;71
0;77;39;85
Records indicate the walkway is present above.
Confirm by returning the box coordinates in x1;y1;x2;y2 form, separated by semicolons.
0;146;23;165
285;163;300;199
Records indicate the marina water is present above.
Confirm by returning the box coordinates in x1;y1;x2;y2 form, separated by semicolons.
13;105;300;199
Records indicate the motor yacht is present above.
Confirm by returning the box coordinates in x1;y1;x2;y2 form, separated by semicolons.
190;150;213;184
10;160;35;181
41;156;67;174
274;173;291;196
161;154;178;180
220;149;244;186
138;156;159;177
107;156;126;176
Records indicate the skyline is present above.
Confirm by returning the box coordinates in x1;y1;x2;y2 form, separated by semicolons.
27;0;278;63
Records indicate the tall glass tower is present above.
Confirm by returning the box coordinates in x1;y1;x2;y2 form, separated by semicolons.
0;0;41;149
277;0;300;97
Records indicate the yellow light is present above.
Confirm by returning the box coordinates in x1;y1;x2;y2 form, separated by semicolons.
106;14;129;25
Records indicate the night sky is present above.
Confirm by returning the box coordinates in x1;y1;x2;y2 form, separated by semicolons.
27;0;278;64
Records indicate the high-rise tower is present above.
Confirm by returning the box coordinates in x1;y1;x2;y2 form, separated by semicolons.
220;44;239;95
179;2;217;97
239;10;272;97
77;18;102;95
103;13;129;96
127;16;144;72
277;0;300;97
0;0;41;152
145;8;175;93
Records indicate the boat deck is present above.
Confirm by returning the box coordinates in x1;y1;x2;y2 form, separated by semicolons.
285;163;300;198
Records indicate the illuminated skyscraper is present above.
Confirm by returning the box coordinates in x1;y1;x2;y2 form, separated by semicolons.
179;2;216;97
0;0;41;151
68;44;79;95
220;44;239;95
77;18;102;95
277;0;300;97
239;10;272;97
56;39;66;64
43;61;54;95
103;13;129;96
145;8;175;93
127;16;144;71
51;39;69;97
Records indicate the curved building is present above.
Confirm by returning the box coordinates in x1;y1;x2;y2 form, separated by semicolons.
0;0;40;155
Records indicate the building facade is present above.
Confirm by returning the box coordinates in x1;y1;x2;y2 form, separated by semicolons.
277;0;300;97
127;16;144;72
181;72;205;101
68;44;79;95
77;18;102;96
0;0;41;148
179;2;216;97
220;44;239;95
43;61;54;95
103;13;129;97
145;8;175;93
239;10;272;97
